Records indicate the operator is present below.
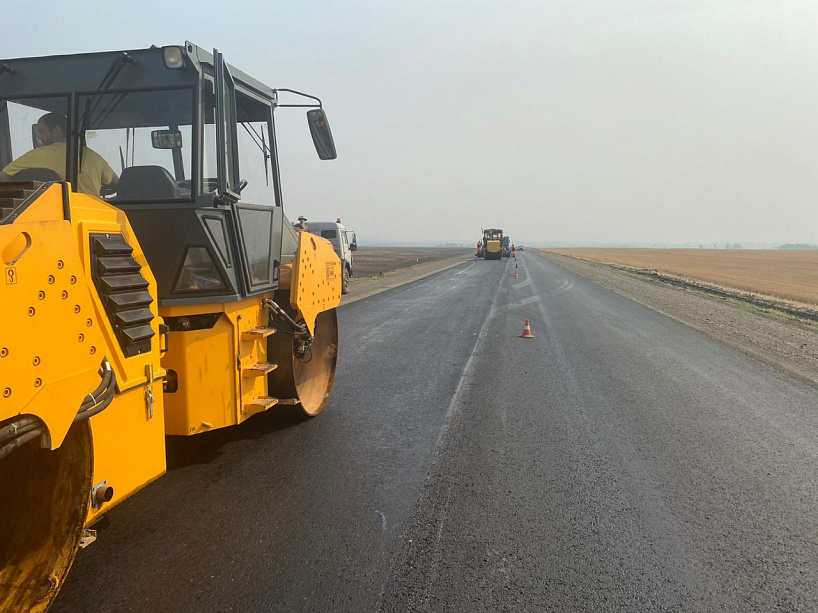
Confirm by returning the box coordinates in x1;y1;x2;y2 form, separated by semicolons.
512;244;517;258
0;113;119;196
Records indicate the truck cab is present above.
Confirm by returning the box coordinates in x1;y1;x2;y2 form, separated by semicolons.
302;218;357;294
502;236;512;257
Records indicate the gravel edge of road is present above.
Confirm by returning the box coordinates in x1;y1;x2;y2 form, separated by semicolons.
557;255;818;322
538;251;818;389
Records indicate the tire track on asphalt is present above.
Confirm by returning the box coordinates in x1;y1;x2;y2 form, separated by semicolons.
376;257;512;612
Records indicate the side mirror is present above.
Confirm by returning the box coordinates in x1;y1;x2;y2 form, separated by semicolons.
307;109;337;160
348;231;357;251
151;129;183;149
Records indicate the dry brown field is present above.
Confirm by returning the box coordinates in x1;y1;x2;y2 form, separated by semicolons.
352;247;473;277
541;248;818;306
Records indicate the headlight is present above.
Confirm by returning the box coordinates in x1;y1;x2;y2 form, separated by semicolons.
163;46;184;69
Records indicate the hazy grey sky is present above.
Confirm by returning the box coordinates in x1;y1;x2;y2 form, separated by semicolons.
6;1;818;246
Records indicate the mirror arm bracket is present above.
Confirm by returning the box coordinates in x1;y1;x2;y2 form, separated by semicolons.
273;88;323;109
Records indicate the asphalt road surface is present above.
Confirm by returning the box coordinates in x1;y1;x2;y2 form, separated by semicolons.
54;252;818;612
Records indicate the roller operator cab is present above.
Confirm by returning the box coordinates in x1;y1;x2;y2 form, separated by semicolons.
0;43;341;612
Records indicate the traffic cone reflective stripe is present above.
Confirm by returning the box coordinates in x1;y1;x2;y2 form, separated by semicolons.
520;319;534;338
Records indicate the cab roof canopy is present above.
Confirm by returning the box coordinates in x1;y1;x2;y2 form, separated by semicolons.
0;42;276;129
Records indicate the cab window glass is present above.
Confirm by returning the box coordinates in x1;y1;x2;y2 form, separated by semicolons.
238;207;274;286
77;88;194;200
203;116;218;191
235;91;275;206
0;97;70;178
175;246;226;293
202;78;220;192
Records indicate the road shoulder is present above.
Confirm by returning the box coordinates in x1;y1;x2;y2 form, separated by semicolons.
539;252;818;389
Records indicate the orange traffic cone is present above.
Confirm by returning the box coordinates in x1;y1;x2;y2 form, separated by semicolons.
520;319;534;338
514;272;519;279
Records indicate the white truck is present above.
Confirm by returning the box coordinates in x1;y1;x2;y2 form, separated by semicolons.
299;218;358;294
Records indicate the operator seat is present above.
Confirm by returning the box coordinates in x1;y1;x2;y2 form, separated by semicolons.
116;166;180;200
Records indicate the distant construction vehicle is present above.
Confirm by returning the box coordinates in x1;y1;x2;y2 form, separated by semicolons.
502;236;512;258
482;228;503;260
0;42;342;612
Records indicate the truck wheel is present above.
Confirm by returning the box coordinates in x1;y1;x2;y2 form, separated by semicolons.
342;267;350;295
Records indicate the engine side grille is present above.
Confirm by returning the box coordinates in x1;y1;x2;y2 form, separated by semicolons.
90;234;155;357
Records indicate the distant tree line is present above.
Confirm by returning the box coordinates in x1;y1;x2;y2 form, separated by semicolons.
779;244;818;250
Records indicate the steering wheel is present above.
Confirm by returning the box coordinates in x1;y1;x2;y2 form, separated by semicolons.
176;178;221;192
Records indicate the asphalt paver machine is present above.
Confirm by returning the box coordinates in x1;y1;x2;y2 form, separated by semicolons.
482;228;503;260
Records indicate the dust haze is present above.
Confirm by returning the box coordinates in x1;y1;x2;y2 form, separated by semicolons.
4;0;816;247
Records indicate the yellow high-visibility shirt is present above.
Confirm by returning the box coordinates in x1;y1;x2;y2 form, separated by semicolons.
3;143;115;195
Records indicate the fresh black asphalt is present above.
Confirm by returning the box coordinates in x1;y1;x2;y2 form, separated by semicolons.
54;253;818;612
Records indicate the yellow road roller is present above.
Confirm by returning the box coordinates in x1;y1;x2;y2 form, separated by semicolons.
0;43;341;611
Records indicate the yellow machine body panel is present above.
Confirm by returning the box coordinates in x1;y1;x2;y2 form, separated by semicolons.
85;377;166;522
69;191;168;516
1;186;169;514
1;185;108;449
1;183;167;611
290;231;341;335
486;240;501;255
161;298;273;435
